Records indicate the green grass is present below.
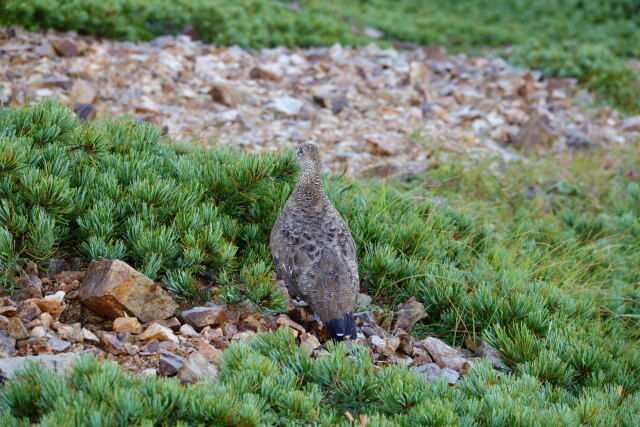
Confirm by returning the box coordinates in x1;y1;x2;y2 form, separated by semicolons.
1;0;639;112
1;102;639;424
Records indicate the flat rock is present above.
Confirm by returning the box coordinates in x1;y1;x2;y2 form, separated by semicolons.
414;363;459;384
181;306;227;328
0;353;81;379
51;39;79;57
80;259;177;322
100;332;124;354
276;314;306;334
265;97;303;115
159;350;186;376
113;317;142;334
48;337;71;352
138;323;179;343
178;351;217;383
419;337;467;371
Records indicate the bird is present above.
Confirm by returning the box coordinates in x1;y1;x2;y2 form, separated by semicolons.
270;143;359;340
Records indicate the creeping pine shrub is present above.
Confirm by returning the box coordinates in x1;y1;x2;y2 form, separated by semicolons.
0;330;639;426
0;100;297;307
1;102;640;423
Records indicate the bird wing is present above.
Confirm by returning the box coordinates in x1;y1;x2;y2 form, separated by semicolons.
270;215;310;298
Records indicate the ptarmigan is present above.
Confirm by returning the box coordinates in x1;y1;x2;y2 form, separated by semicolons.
270;143;359;340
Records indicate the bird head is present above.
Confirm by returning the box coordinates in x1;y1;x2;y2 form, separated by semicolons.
295;143;322;172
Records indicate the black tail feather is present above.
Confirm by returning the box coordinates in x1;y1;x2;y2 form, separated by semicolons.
326;312;357;341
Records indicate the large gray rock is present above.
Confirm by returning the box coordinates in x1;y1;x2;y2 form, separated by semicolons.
0;353;81;380
419;337;467;371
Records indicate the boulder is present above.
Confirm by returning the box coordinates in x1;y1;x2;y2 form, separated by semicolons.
181;306;227;328
80;259;177;322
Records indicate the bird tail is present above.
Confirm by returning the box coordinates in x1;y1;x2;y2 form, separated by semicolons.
326;312;357;341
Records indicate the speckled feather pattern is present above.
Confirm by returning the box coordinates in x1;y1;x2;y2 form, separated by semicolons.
270;144;358;336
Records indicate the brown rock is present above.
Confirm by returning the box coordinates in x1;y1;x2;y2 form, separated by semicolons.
196;340;222;365
0;305;17;317
29;292;66;318
141;341;175;354
249;66;282;82
113;317;142;334
157;317;181;331
80;259;177;322
100;332;125;354
276;314;306;334
178;351;218;383
209;83;245;107
393;328;415;355
17;300;41;322
394;297;426;331
313;93;348;114
512;110;559;150
159;350;186;376
138;323;179;343
300;333;321;353
0;315;10;329
52;39;79;57
55;323;84;342
13;274;43;300
181;306;227;328
8;317;28;340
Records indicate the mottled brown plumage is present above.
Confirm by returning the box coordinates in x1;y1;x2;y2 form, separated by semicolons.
270;143;359;339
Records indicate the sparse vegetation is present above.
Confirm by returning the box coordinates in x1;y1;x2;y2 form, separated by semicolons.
1;101;639;424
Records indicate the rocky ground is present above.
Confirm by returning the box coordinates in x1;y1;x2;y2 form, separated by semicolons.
2;26;640;177
0;258;508;385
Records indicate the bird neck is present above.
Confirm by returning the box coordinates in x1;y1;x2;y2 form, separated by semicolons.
292;164;327;205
